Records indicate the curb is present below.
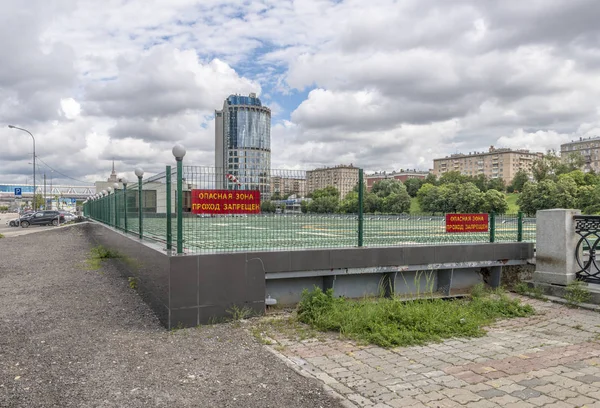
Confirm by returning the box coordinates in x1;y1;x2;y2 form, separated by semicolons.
1;221;86;238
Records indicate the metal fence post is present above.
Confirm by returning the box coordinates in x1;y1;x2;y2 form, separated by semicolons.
114;188;118;228
166;165;172;250
358;168;364;247
489;212;496;243
123;179;128;233
172;144;187;254
135;168;144;239
517;211;523;242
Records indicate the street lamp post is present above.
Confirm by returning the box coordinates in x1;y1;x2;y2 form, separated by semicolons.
102;190;108;223
122;177;128;233
172;144;186;254
135;168;144;239
113;182;119;229
107;187;113;227
8;125;36;210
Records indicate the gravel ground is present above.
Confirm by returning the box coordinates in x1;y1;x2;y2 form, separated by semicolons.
0;225;345;408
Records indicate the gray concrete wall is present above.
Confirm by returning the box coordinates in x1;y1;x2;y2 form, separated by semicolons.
85;222;533;329
84;223;171;326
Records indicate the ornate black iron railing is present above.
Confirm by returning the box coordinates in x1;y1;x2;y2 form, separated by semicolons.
574;215;600;284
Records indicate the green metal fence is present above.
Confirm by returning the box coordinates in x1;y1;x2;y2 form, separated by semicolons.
83;165;536;254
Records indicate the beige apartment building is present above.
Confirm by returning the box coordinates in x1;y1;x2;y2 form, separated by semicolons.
270;176;306;198
306;164;359;198
560;136;600;172
365;170;429;191
432;146;542;184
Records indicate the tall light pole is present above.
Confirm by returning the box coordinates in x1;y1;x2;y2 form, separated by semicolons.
8;125;36;210
172;144;186;254
135;168;144;239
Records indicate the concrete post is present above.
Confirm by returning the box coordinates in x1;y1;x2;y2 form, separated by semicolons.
533;209;581;286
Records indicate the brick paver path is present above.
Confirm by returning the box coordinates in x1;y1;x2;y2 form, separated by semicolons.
266;298;600;407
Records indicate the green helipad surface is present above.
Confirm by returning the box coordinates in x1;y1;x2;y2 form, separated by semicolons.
123;214;536;253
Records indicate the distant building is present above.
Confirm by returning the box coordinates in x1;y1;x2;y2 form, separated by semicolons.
94;161;126;194
560;136;600;172
432;146;542;185
306;165;359;198
270;176;306;198
215;93;271;197
365;170;429;192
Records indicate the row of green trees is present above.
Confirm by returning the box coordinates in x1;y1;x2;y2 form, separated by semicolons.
299;180;413;214
417;183;508;214
265;176;510;215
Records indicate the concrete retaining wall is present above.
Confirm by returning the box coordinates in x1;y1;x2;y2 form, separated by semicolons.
84;222;534;329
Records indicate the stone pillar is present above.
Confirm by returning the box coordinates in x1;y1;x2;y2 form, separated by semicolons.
533;209;581;286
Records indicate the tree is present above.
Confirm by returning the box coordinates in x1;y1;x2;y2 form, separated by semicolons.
312;186;340;200
481;190;509;214
416;183;441;213
271;192;282;201
300;200;309;213
381;192;411;214
339;191;359;213
469;174;488;192
364;193;383;213
531;151;561;182
33;194;44;210
517;180;559;216
439;183;484;213
260;200;276;213
424;173;438;186
555;177;578;209
578;185;600;214
509;170;529;193
486;177;505;192
403;178;424;197
584;170;599;186
438;171;466;185
559;152;586;174
558;171;586;187
308;196;339;213
371;179;404;197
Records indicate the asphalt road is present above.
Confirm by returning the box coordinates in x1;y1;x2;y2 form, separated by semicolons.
0;225;345;408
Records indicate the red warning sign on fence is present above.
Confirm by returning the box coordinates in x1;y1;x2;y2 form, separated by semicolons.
191;189;261;214
445;213;489;233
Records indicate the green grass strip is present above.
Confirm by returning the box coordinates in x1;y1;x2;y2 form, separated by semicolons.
297;285;534;348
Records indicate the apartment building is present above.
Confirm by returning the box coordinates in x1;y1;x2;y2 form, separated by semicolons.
432;146;542;184
560;136;600;172
306;164;359;198
270;176;306;198
365;170;429;191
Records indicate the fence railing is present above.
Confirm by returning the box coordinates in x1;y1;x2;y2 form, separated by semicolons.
83;165;536;255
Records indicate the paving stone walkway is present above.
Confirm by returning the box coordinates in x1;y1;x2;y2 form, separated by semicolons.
266;297;600;407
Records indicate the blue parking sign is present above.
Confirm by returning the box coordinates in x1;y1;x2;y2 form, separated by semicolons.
14;188;22;197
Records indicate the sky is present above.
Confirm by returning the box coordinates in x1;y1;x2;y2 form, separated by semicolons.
2;0;600;186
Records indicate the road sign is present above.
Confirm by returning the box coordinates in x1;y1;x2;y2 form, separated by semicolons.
14;188;22;197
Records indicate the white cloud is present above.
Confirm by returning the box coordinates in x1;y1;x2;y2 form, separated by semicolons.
3;0;600;185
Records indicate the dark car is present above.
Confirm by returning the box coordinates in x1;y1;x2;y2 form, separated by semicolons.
8;211;34;227
20;211;65;228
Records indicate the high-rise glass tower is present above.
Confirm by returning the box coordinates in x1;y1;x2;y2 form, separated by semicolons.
215;93;271;196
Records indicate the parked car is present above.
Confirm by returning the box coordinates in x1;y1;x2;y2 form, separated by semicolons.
20;211;65;228
7;211;34;227
60;212;76;222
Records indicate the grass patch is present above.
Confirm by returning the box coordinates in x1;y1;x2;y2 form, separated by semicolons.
86;245;120;270
0;233;4;239
296;285;534;348
513;282;547;300
506;193;520;213
565;281;592;307
409;197;421;214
